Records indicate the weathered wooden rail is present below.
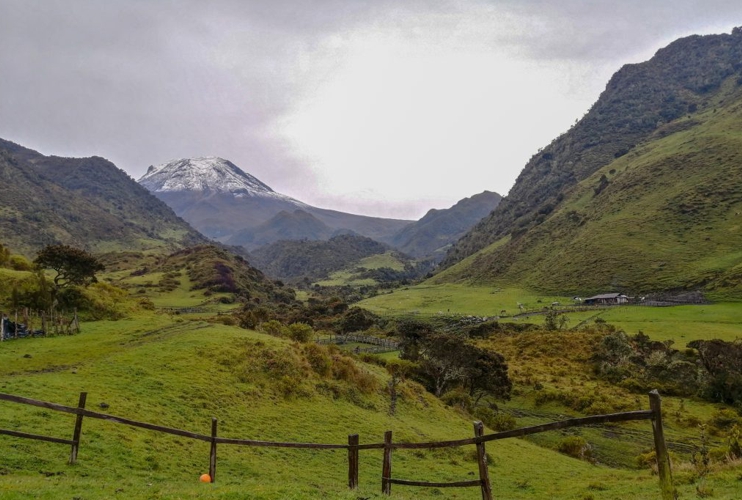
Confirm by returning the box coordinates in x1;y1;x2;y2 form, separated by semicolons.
316;333;400;353
0;390;676;499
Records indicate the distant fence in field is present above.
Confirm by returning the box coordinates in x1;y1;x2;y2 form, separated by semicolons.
316;333;399;353
0;390;677;499
1;308;80;341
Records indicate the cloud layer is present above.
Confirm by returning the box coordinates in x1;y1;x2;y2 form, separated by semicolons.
1;0;740;218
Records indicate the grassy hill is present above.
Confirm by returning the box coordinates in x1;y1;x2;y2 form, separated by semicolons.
435;79;742;297
439;28;742;297
389;191;501;260
250;234;394;283
2;253;742;498
0;139;205;256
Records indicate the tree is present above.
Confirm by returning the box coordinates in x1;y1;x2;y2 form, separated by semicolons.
464;348;512;404
34;244;104;289
398;320;512;402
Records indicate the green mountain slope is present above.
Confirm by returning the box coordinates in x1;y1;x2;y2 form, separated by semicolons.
441;28;742;274
390;190;501;259
250;234;391;282
227;209;335;249
436;28;742;296
0;139;205;256
435;79;742;296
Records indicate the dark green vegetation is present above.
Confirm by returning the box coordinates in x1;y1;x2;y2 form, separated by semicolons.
34;244;104;288
440;28;742;297
250;234;393;282
389;191;501;260
0;139;205;257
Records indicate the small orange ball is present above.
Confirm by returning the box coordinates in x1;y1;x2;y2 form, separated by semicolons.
199;473;211;483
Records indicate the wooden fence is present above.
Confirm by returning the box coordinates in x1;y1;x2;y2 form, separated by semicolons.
317;333;400;354
0;390;677;499
1;308;80;340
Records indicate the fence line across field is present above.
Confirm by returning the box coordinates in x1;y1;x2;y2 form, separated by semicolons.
316;333;400;348
0;390;676;499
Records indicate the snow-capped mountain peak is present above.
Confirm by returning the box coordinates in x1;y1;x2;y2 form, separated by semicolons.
138;157;298;202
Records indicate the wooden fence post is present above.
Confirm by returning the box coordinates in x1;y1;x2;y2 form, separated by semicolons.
348;434;359;489
474;421;493;500
649;390;677;500
209;418;218;483
41;311;47;336
382;430;393;495
69;392;87;464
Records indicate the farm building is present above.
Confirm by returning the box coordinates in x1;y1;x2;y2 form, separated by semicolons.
583;293;629;305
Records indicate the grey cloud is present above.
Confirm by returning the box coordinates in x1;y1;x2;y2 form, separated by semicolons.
1;0;741;218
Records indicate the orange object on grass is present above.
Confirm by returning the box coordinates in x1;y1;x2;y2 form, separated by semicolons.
199;473;211;483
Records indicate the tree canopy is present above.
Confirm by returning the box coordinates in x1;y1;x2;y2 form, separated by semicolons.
34;244;105;288
398;321;512;401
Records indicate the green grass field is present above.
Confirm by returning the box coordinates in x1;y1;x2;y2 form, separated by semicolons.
2;272;742;499
1;316;703;500
359;284;742;343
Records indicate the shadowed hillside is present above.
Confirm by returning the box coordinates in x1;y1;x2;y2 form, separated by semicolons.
390;191;501;260
249;234;392;282
0;139;205;256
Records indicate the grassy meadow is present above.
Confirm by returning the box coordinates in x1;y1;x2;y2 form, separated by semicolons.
359;284;742;343
1;262;742;499
0;314;691;500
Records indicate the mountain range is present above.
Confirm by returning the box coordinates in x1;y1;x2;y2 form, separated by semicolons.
138;157;500;257
138;157;410;248
0;140;499;271
437;27;742;297
5;27;741;297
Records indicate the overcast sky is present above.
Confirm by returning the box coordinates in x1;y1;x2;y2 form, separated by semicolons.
1;1;741;220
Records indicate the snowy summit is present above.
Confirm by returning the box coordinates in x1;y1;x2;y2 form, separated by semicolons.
138;157;299;203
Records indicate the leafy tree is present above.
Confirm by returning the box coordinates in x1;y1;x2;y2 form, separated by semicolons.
34;244;104;288
399;326;512;400
464;348;512;404
338;306;378;334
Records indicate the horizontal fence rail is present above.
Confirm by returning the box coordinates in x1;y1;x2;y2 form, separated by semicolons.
0;390;676;499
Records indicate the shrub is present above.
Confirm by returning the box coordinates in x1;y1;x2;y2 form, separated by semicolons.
330;354;377;393
441;389;473;412
729;425;742;459
303;343;332;377
286;322;313;343
137;298;155;310
708;409;742;434
473;406;517;432
557;436;593;461
636;450;657;472
260;320;286;338
8;255;33;271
